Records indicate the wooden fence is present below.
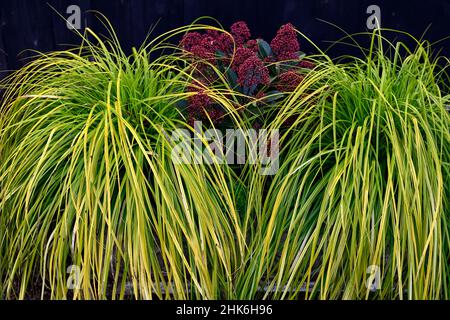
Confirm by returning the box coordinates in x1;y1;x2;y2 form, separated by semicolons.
1;0;450;77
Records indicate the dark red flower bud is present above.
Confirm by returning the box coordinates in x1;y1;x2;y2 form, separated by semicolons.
206;29;221;39
237;56;270;88
232;46;257;70
246;39;259;52
276;51;298;61
188;90;211;111
207;108;225;124
216;33;234;54
231;21;251;45
299;60;315;69
276;71;304;92
180;32;203;51
270;23;300;61
190;45;215;60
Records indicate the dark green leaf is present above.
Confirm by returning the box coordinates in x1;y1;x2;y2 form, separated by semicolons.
257;39;272;58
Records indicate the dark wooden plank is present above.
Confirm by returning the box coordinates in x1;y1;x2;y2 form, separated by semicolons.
0;3;8;80
87;0;184;53
1;0;55;70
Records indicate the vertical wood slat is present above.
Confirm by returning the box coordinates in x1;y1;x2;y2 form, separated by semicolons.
0;3;7;80
1;0;55;71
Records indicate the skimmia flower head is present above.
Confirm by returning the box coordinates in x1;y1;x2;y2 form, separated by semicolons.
237;56;270;88
230;21;251;45
276;71;304;92
270;23;300;61
232;47;257;70
179;21;314;126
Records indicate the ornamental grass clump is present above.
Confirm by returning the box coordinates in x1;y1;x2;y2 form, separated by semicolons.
243;32;450;299
0;19;250;299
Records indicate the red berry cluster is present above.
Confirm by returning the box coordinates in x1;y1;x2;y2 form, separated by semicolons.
186;88;224;126
270;23;300;61
230;21;251;45
237;56;270;88
275;71;305;92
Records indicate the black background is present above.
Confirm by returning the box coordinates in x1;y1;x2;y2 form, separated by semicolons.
1;0;450;76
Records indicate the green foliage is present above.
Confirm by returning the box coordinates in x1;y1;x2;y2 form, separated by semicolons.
0;20;248;299
1;19;449;300
246;32;450;299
